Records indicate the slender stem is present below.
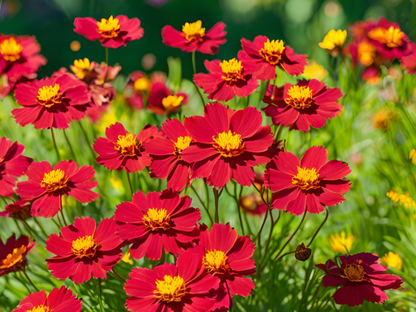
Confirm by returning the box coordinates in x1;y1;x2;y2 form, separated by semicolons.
401;103;416;134
51;217;62;230
33;218;48;237
275;209;307;261
191;51;205;108
270;74;278;101
78;121;95;160
63;129;77;162
307;207;329;247
230;182;245;235
60;206;68;226
264;206;279;256
213;188;221;223
190;184;213;225
203;179;210;212
111;267;124;281
14;272;31;293
1;197;7;206
126;172;133;195
256;204;269;252
98;278;105;312
51;128;60;161
22;270;40;291
105;47;109;65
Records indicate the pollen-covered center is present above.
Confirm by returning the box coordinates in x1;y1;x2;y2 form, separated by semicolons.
203;250;230;274
162;95;184;108
27;305;52;312
114;133;141;157
0;37;23;62
134;77;150;91
97;15;121;38
40;169;68;193
292;167;320;191
368;26;404;48
143;208;171;231
285;86;314;110
36;84;63;108
343;262;365;282
72;58;91;79
220;58;244;83
213;130;246;158
174;136;192;160
182;20;205;42
71;235;98;259
154;275;187;303
259;39;285;65
0;246;26;269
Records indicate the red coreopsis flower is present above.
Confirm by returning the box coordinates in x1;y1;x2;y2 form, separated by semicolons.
93;122;160;173
144;119;194;191
16;160;99;218
46;217;123;284
125;251;219;312
316;253;403;307
240;173;268;215
192;223;256;311
0;200;31;220
162;20;226;54
262;79;343;132
238;35;307;80
148;82;188;116
74;15;144;49
182;103;274;188
264;146;351;216
0;34;46;98
194;58;259;102
12;286;82;312
124;71;150;110
0;234;35;277
115;189;201;260
0;137;33;197
401;42;416;74
12;73;91;129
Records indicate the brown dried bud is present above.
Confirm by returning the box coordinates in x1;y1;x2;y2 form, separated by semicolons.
295;243;311;261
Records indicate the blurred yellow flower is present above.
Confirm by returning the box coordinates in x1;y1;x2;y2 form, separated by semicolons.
122;251;133;265
329;231;354;253
134;77;150;92
319;29;347;54
409;149;416;165
70;58;92;80
382;252;402;270
95;107;118;133
386;190;416;209
372;110;397;130
303;60;328;81
110;177;123;191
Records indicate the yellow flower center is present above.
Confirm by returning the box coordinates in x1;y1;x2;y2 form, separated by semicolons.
71;235;98;259
0;37;23;62
220;58;244;83
26;305;52;312
71;58;91;80
203;250;230;274
134;77;150;91
143;208;171;231
182;20;205;41
154;275;187;303
342;262;365;282
292;167;320;191
36;84;62;108
213;130;246;158
285;86;314;110
368;26;404;48
318;29;347;51
114;133;141;157
97;15;121;38
259;39;285;65
162;95;184;108
174;136;192;160
0;246;26;269
40;169;68;193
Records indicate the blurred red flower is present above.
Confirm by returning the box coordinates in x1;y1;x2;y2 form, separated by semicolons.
401;42;416;74
162;20;226;54
240;173;268;215
46;217;123;284
0;200;31;220
74;15;144;49
265;146;351;215
0;234;34;277
115;189;201;260
16;160;99;218
316;253;403;307
148;82;188;116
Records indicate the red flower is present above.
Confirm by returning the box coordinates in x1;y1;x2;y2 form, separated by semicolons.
93;122;160;173
0;234;35;277
46;217;123;284
0;34;46;98
262;79;343;132
124;71;150;110
316;253;403;307
182;103;274;188
12;286;82;312
191;223;256;311
162;20;226;54
144;119;194;191
124;251;219;312
115;189;201;260
0;136;33;197
12;73;91;129
16;160;99;218
0;200;31;220
148;82;188;116
240;173;268;215
401;42;416;74
74;15;144;49
194;58;259;102
238;35;307;80
264;146;351;216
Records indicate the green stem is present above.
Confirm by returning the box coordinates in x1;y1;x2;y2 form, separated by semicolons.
33;218;48;238
51;217;62;230
190;184;213;225
98;278;105;312
126;172;133;196
14;272;31;293
63;129;77;162
51;128;60;161
105;47;109;65
192;51;205;108
307;207;329;247
22;270;40;291
60;205;68;226
213;188;221;223
78;121;96;160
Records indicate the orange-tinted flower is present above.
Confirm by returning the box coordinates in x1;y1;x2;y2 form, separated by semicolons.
147;82;188;116
0;234;34;277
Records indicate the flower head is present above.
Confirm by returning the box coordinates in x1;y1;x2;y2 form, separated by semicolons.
70;58;95;80
303;60;328;81
319;29;347;56
0;200;31;220
147;82;188;116
162;21;226;54
401;43;416;74
382;252;402;270
329;232;354;253
0;234;34;277
240;173;268;215
46;217;123;284
386;190;416;209
16;160;99;218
